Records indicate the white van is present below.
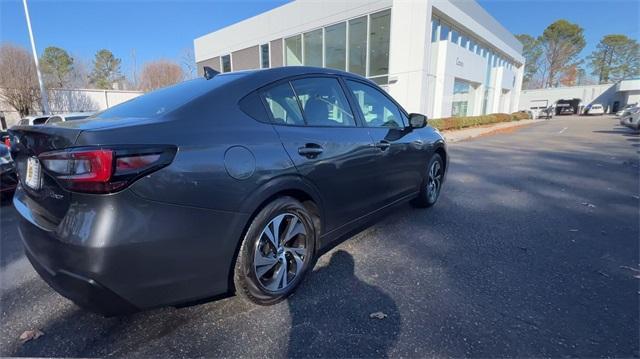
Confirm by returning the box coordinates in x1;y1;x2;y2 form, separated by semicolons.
586;104;605;115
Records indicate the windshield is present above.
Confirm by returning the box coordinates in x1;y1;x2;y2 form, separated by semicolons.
93;74;243;120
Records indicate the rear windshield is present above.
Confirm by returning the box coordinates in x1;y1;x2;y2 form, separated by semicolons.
93;74;244;120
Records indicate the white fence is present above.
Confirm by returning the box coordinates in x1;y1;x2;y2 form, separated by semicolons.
1;88;143;128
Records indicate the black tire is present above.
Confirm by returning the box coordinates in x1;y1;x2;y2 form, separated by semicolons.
411;153;444;208
234;196;316;305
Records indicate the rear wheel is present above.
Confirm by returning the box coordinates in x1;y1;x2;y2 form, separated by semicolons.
234;197;316;305
412;153;444;208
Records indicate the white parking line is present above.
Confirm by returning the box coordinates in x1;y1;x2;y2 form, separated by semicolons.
558;127;568;134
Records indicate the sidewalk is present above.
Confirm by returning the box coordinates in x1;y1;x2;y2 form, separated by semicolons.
441;119;545;143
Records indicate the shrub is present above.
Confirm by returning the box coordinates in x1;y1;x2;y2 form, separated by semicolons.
429;112;528;131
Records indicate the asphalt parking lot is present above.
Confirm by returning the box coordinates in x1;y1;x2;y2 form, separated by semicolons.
1;115;638;358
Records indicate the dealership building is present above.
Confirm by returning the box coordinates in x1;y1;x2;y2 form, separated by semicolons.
194;0;525;119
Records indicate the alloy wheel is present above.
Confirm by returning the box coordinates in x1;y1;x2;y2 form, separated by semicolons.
253;213;308;292
427;160;442;202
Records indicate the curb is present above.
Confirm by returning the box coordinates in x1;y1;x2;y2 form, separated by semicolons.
442;119;545;143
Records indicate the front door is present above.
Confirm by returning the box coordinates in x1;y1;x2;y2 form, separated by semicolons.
343;79;428;202
261;76;379;233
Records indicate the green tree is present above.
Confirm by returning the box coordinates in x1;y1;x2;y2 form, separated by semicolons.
588;34;640;83
515;34;542;88
89;49;123;89
539;20;586;88
39;46;74;88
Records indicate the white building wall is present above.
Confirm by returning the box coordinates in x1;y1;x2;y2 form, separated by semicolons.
386;0;431;115
193;0;525;119
520;83;623;113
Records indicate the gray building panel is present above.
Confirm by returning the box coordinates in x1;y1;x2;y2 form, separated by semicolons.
270;39;283;67
197;56;221;76
232;46;260;71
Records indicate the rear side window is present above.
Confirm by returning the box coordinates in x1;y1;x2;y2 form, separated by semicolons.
345;80;405;128
263;83;305;126
290;77;355;127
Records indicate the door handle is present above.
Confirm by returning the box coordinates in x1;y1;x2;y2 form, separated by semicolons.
298;143;324;158
374;140;391;151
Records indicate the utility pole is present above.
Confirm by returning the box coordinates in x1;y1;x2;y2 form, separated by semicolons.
22;0;50;115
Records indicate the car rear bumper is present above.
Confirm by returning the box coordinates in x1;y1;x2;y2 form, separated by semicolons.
14;187;249;315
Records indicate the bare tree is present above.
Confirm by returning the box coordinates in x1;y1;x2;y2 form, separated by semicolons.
181;48;196;80
138;60;184;91
0;44;41;117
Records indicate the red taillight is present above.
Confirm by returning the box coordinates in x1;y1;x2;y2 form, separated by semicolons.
39;146;175;193
41;149;113;182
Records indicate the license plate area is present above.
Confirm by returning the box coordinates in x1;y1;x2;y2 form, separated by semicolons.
25;156;42;190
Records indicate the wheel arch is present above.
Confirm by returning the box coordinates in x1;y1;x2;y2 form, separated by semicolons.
228;175;324;293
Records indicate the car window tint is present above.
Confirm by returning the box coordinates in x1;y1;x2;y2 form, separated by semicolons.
47;116;63;124
263;82;305;125
33;117;48;125
345;80;404;128
290;77;355;127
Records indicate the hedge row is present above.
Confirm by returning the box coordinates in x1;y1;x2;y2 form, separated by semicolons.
429;112;530;131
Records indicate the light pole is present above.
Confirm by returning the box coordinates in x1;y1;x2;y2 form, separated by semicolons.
22;0;50;115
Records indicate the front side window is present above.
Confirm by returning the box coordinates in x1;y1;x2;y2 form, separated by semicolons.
262;82;304;126
346;79;404;128
221;55;231;73
291;77;355;127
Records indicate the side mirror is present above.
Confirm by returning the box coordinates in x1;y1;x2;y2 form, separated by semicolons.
409;113;427;129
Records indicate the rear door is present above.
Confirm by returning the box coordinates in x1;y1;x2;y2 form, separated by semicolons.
261;76;380;233
344;79;427;203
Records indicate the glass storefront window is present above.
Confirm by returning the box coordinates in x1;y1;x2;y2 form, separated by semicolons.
368;9;391;77
303;29;323;67
461;36;469;49
452;79;471;117
221;55;231;73
451;29;460;45
431;18;439;43
452;101;468;117
260;44;269;69
325;22;346;70
440;23;450;41
453;80;470;94
348;16;367;76
285;35;302;65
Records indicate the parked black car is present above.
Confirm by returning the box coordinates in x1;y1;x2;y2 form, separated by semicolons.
9;67;447;315
0;143;17;200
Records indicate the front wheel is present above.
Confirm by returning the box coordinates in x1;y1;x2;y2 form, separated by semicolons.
234;197;316;305
412;153;444;208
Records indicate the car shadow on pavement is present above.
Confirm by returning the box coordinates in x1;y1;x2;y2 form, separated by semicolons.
286;250;401;358
6;250;401;358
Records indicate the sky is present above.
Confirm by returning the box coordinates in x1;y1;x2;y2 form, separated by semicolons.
1;0;638;80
